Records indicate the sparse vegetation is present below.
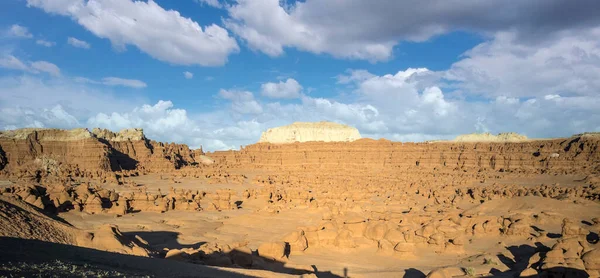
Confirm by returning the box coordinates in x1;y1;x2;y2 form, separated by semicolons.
464;266;476;276
483;258;498;265
0;260;151;278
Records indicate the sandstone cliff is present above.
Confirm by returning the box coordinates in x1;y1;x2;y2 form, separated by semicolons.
91;128;198;172
453;132;529;142
258;121;361;144
213;134;600;175
0;128;202;178
0;128;113;174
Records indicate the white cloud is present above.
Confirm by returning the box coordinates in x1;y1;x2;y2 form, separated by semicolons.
88;100;195;140
224;0;395;61
183;71;193;79
74;76;146;88
0;75;146;121
101;77;147;88
0;55;60;77
260;78;302;99
28;0;239;66
87;100;239;150
3;14;600;150
195;0;223;9
219;89;263;114
8;24;33;38
0;105;81;130
224;0;600;62
337;69;376;84
67;37;90;49
0;55;29;71
445;28;600;98
30;61;61;77
36;39;56;47
25;0;83;15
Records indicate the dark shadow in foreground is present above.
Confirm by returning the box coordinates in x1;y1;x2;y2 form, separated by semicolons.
403;268;426;278
122;231;207;250
0;237;256;277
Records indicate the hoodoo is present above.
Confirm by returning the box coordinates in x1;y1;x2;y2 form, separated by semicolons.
258;121;362;144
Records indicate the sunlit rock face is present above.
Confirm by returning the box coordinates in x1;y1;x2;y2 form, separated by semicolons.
258;122;362;144
453;132;528;142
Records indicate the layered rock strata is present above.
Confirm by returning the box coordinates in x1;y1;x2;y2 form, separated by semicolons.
0;128;202;178
258;121;361;144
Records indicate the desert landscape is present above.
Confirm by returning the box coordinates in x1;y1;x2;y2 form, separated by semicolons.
0;123;598;277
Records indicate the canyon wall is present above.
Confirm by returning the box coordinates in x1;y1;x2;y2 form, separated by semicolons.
0;128;202;177
212;135;600;175
258;121;361;144
0;128;113;173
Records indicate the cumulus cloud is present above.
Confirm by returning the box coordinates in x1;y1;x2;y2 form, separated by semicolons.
28;0;239;66
219;89;263;114
183;71;193;79
36;39;56;47
4;81;599;151
3;9;600;150
7;24;33;38
86;100;254;150
445;28;600;98
67;37;90;49
260;78;302;99
88;100;196;142
224;0;600;61
0;75;146;122
0;105;80;130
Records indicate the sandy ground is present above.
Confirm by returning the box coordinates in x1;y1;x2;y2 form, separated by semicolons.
49;172;600;277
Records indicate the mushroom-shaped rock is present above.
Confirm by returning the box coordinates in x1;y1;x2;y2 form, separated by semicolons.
333;230;356;248
365;222;388;241
257;242;287;262
582;249;600;271
283;231;309;253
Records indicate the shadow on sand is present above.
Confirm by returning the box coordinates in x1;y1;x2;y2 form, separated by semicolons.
0;236;346;277
123;231;206;250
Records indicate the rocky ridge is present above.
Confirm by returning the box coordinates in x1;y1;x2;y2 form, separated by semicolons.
258;121;362;144
0;128;201;180
453;132;529;142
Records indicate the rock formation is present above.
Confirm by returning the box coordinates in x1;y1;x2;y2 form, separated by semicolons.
258;121;361;144
213;134;600;175
1;127;599;277
0;195;151;257
453;132;529;142
0;128;202;180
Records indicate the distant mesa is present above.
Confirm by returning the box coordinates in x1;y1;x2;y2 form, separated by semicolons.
453;132;528;142
258;121;362;144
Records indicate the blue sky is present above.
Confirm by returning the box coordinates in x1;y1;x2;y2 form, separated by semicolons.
1;0;600;150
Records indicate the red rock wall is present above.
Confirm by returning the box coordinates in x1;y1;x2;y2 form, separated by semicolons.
0;130;112;173
210;136;600;175
0;129;202;176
